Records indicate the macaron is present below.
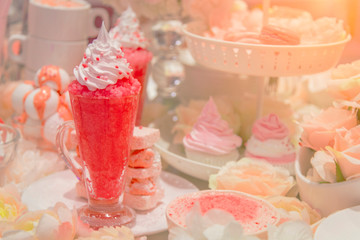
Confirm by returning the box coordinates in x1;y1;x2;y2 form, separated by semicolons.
259;24;300;45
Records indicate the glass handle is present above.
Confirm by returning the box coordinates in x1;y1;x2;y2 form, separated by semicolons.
56;120;82;180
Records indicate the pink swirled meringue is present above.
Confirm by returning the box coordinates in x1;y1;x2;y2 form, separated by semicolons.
245;114;296;174
183;97;242;166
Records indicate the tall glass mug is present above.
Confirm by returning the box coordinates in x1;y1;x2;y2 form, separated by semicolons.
56;91;139;228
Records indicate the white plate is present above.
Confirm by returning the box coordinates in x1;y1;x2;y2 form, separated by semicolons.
152;114;221;181
22;170;198;237
315;205;360;240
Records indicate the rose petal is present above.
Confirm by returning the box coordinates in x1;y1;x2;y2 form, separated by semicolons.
2;230;33;240
268;220;313;240
310;151;336;183
35;213;60;240
335;145;360;179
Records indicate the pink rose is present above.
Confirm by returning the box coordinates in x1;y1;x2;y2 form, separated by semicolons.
300;107;357;151
252;114;289;141
328;145;360;180
333;126;360;151
325;126;360;179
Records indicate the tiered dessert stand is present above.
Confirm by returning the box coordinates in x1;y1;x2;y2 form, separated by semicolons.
155;3;351;181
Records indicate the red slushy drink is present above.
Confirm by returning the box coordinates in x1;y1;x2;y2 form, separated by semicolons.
69;24;141;203
110;7;152;125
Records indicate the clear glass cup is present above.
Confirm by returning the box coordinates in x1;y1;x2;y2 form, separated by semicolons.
0;123;20;186
56;93;139;229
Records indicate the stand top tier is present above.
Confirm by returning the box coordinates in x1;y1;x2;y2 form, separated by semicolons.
183;21;351;77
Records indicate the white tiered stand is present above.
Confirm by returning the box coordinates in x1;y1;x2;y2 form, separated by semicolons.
155;11;351;182
155;1;351;183
183;21;350;118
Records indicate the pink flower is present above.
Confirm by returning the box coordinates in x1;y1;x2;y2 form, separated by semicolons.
333;126;360;151
300;107;357;151
209;158;295;197
322;126;360;179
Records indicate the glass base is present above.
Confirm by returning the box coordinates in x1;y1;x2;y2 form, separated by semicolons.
78;203;136;229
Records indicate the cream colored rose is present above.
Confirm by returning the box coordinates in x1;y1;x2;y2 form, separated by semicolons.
209;158;295;197
2;202;77;240
0;184;27;238
268;196;322;225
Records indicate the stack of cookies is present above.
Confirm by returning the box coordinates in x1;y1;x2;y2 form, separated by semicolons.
123;126;164;211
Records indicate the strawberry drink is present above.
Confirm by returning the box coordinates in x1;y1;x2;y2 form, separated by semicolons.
59;23;141;228
110;7;152;125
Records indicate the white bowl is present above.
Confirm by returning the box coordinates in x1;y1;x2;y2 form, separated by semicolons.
183;21;350;77
166;190;280;237
295;147;360;217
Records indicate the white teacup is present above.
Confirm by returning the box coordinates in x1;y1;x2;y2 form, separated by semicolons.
8;34;86;74
28;0;109;41
296;147;360;217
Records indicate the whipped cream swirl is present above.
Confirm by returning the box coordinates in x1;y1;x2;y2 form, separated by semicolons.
74;23;132;91
183;97;242;155
246;114;295;160
109;7;147;49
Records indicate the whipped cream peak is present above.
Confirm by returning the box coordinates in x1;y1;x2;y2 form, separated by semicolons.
252;113;289;141
183;97;242;155
74;23;132;91
109;7;147;49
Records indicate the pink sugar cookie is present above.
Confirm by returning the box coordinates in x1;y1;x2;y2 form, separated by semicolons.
126;176;159;196
127;152;161;179
131;126;160;150
124;188;164;211
128;148;155;168
259;24;300;45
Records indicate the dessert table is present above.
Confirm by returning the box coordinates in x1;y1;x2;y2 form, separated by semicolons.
2;0;360;239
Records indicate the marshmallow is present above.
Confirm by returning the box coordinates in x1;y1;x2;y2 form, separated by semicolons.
35;65;71;93
24;86;60;120
42;105;72;145
11;82;35;114
60;91;72;114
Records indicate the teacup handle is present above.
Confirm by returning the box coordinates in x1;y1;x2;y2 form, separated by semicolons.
56;120;82;180
88;7;110;38
8;34;27;65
